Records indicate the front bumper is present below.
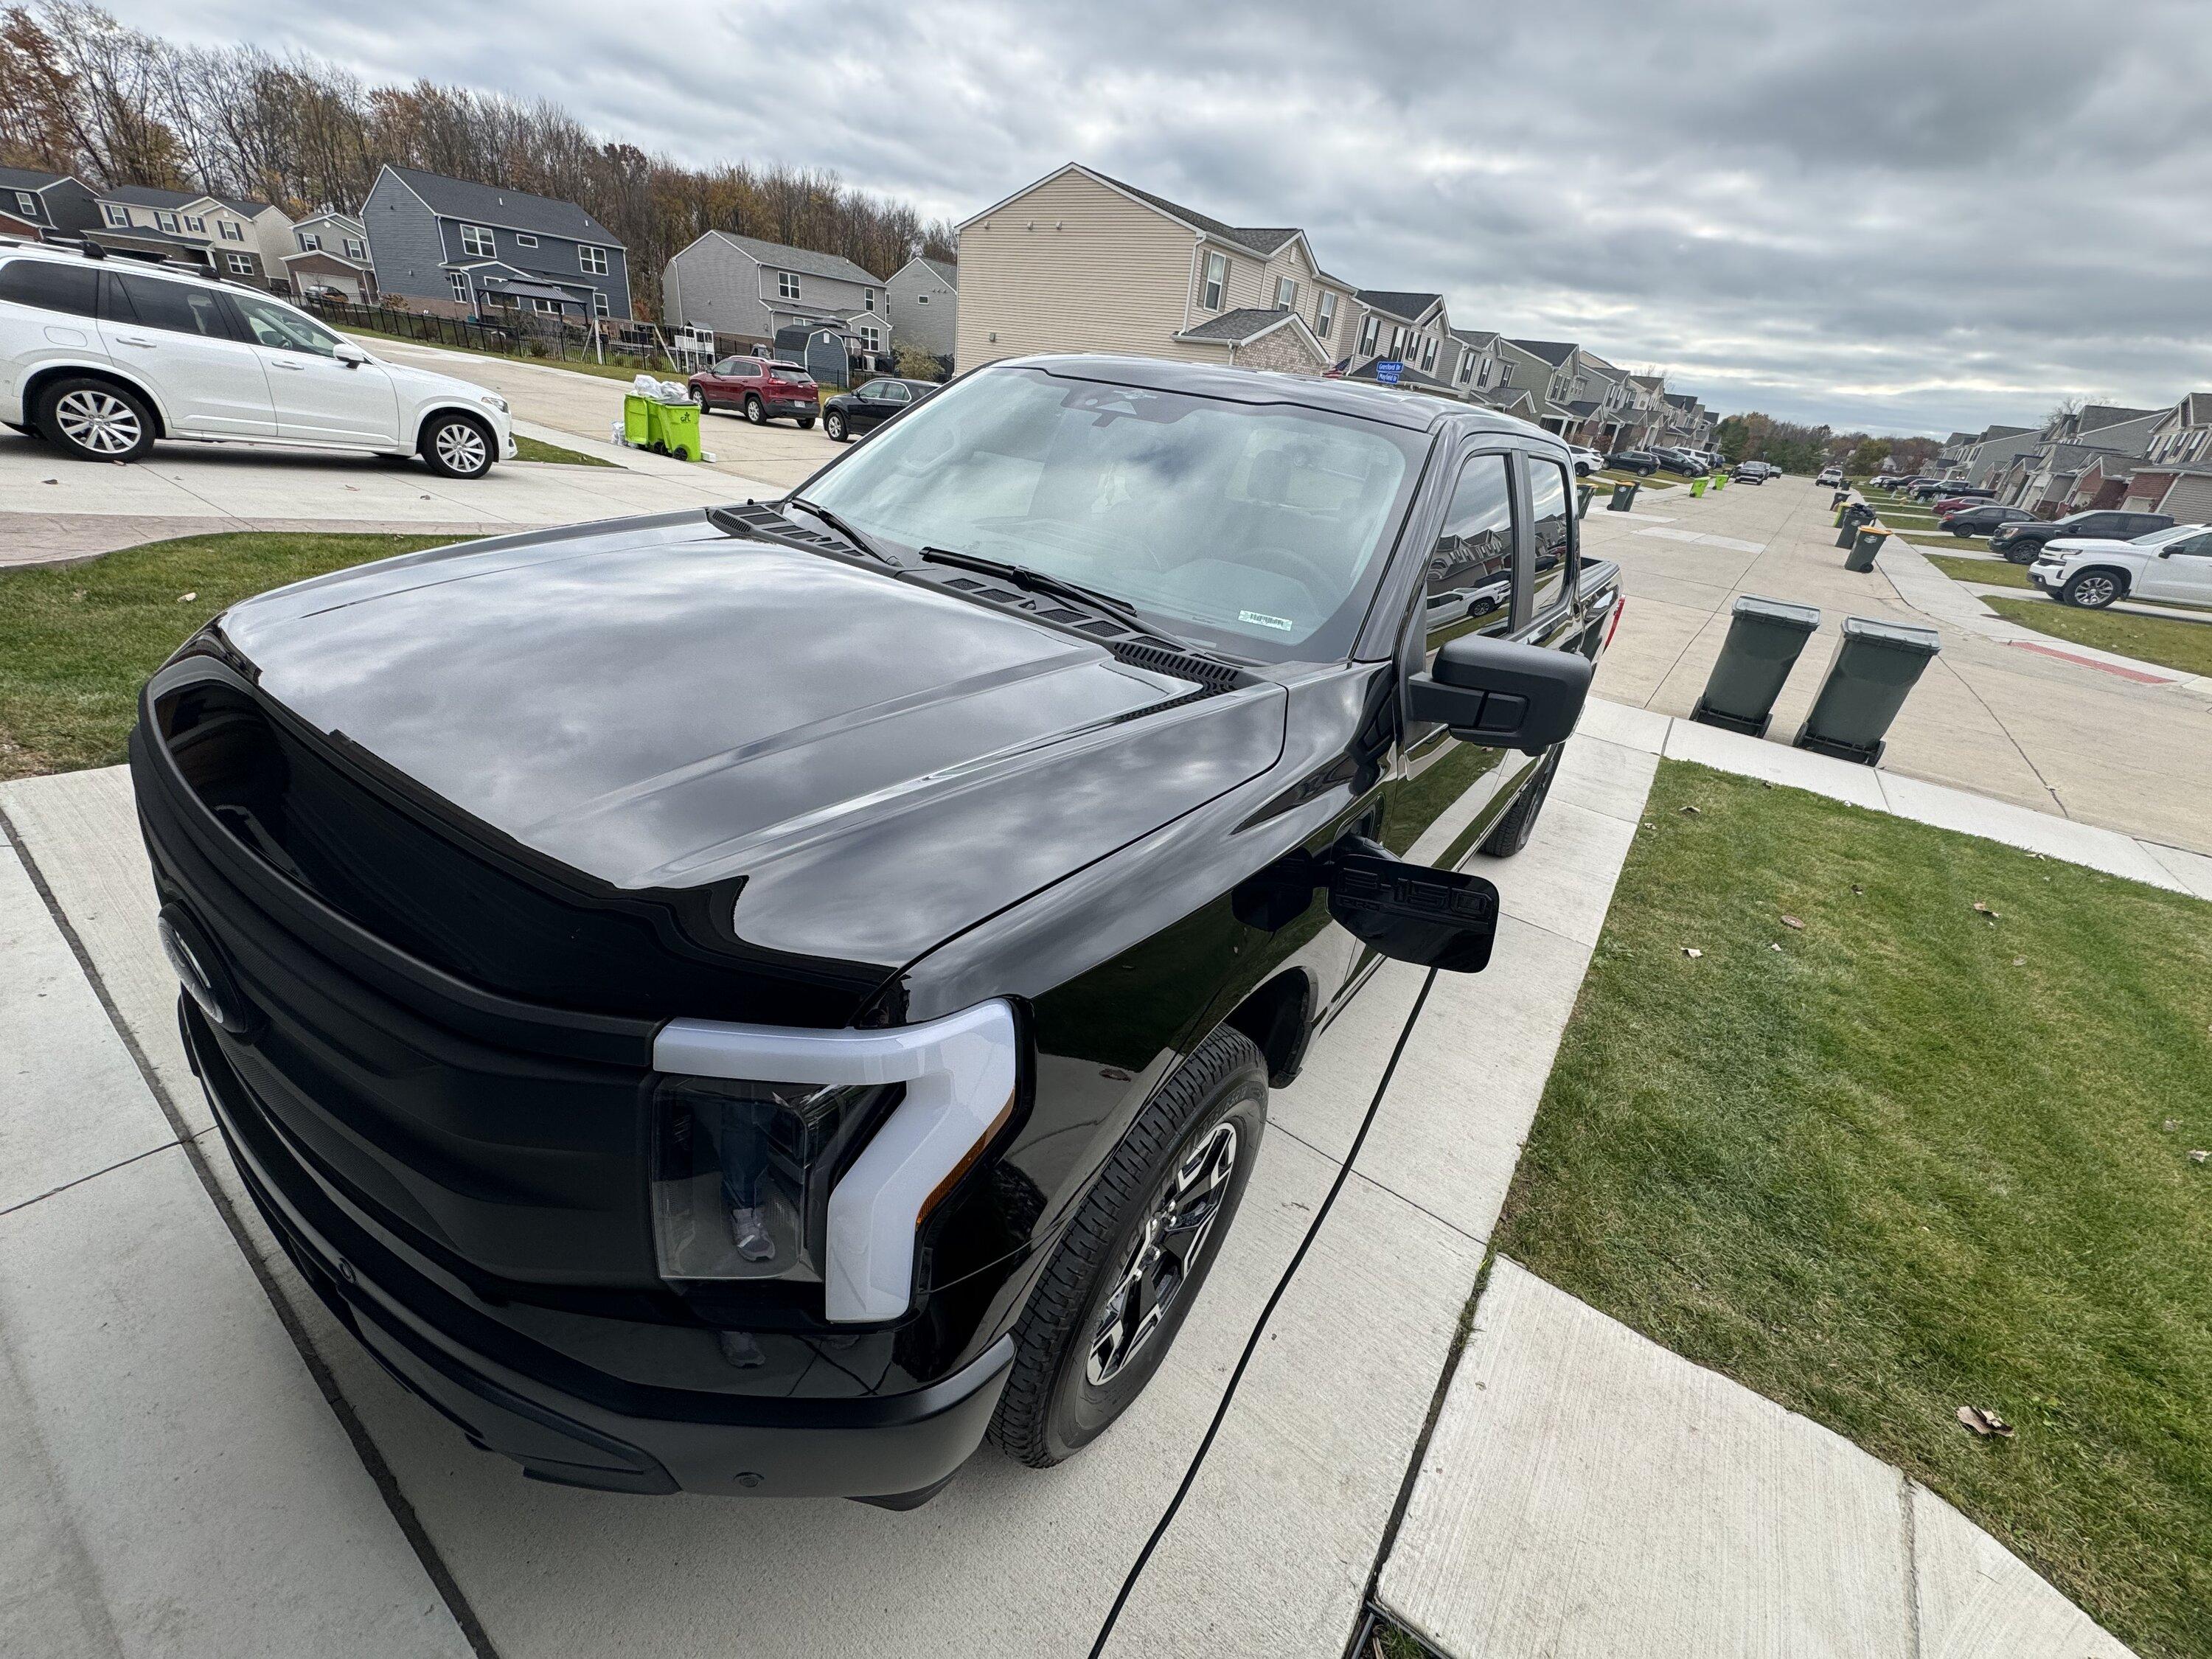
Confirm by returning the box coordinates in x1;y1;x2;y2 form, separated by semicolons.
189;1003;1015;1500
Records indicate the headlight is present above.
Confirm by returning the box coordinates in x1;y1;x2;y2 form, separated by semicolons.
479;393;509;413
652;1000;1018;1321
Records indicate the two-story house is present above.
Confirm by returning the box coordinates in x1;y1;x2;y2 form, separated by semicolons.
0;166;102;242
2115;393;2212;521
362;165;630;322
663;231;888;357
282;209;377;303
952;164;1348;377
884;254;956;361
86;186;291;284
1340;289;1458;390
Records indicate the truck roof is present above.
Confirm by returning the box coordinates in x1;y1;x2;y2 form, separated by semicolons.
998;352;1564;443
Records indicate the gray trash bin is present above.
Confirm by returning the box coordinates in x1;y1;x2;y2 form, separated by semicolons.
1831;489;1850;508
1691;596;1821;738
1608;481;1639;512
1845;527;1888;572
1793;616;1941;765
1834;506;1874;546
1577;483;1595;520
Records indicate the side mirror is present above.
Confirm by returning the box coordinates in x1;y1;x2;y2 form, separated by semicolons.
333;341;370;367
1406;633;1593;752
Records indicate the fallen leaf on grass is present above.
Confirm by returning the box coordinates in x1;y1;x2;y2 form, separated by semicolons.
176;591;196;602
1956;1406;2015;1439
2011;956;2026;967
1781;914;1805;930
1972;901;2000;920
1769;943;1782;952
2191;1150;2209;1165
1683;947;1703;959
1851;884;1864;896
2162;1119;2181;1133
1679;804;1701;815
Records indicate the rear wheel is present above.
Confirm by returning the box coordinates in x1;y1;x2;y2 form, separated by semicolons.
420;412;493;479
797;417;815;430
990;1026;1266;1468
1479;744;1562;858
39;377;155;463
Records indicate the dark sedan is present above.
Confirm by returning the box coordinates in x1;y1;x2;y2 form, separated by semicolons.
1938;504;2037;538
822;377;939;442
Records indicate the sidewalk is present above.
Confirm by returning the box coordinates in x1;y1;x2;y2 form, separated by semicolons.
1583;476;2212;855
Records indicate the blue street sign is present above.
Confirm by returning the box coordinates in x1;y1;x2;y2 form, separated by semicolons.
1375;359;1404;386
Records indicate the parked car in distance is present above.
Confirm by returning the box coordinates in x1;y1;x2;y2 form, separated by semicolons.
1607;448;1661;475
689;356;818;427
820;376;938;443
1815;466;1844;487
1567;445;1603;476
1933;491;1997;514
1992;507;2176;563
1652;448;1708;476
133;352;1618;1505
1733;460;1780;482
1938;503;2036;538
0;241;515;476
2029;523;2212;608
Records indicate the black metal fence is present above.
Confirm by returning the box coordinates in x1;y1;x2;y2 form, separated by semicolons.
299;296;684;371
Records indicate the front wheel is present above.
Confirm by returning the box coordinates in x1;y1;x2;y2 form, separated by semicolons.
990;1026;1266;1468
420;413;494;479
825;410;848;442
2060;569;2123;609
2002;545;2038;565
1479;744;1562;858
39;378;156;463
692;387;710;414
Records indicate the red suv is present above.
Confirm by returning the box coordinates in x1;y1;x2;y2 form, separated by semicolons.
687;357;818;428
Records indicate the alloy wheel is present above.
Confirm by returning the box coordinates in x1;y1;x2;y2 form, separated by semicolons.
1085;1119;1239;1388
55;389;142;455
2070;574;2118;608
434;421;488;474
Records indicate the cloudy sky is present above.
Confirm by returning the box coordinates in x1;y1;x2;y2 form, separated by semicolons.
105;0;2212;436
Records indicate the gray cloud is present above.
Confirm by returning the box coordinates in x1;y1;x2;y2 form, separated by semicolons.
100;0;2212;434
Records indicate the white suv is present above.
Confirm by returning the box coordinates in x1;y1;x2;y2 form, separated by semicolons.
2028;523;2212;609
0;242;515;477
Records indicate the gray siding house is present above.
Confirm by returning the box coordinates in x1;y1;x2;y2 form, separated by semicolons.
885;255;956;358
0;166;101;240
361;165;630;321
662;232;887;355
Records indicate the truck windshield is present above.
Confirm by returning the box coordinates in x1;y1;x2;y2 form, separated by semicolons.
794;366;1427;661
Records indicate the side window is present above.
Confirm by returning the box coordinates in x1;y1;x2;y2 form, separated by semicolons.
111;274;237;340
0;259;98;318
1425;453;1515;646
229;292;341;357
1528;458;1576;618
880;381;912;404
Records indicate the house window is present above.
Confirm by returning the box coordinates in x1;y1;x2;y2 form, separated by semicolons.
219;220;242;241
460;223;494;257
1357;313;1380;355
298;232;321;251
1315;291;1335;340
1457;349;1475;385
516;233;538;248
1275;276;1298;309
916;293;930;305
864;289;875;311
593;289;609;317
1422;336;1439;372
156;212;179;232
448;271;471;305
531;296;558;314
860;322;881;350
12;189;34;217
104;204;130;227
226;252;254;275
344;238;365;260
1201;251;1227;310
777;268;799;299
184;215;205;232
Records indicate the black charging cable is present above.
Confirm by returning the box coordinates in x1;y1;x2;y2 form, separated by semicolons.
1087;967;1440;1657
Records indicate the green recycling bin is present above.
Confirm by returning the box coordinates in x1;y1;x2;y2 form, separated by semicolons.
652;399;702;461
1690;477;1708;498
1576;483;1595;520
1692;596;1820;738
1713;471;1728;490
623;393;654;448
1794;616;1941;765
1845;527;1888;572
1608;481;1639;512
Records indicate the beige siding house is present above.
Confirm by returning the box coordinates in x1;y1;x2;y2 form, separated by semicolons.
954;164;1346;376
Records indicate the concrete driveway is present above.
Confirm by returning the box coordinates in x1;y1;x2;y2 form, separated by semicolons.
1585;476;2212;855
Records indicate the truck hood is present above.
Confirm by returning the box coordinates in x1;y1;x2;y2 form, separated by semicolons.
217;512;1287;973
2039;537;2137;559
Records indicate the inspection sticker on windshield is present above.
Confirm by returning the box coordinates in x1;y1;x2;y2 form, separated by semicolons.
1238;610;1296;632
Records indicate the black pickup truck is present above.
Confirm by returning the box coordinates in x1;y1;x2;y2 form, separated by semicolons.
132;354;1619;1507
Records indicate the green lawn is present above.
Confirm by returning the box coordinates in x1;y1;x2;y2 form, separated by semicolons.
0;532;455;780
513;433;615;467
1986;596;2212;677
1925;554;2034;590
1495;762;2212;1659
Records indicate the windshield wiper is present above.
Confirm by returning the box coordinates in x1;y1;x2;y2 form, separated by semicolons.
917;546;1160;636
785;497;897;566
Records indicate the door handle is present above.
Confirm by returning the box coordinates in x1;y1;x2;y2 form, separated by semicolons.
114;334;156;347
269;360;308;371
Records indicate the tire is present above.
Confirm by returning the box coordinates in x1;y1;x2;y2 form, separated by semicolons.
38;377;156;463
2060;568;2124;609
1574;462;1591;477
2001;544;2038;565
419;412;493;479
990;1026;1267;1468
1479;745;1562;858
744;395;765;424
692;387;710;414
825;411;848;442
1950;526;1972;538
797;417;815;430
